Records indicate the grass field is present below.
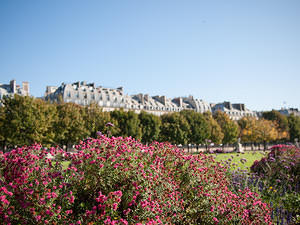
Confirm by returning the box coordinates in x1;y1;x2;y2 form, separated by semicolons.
213;151;269;171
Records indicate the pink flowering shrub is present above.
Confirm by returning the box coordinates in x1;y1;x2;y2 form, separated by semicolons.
0;136;272;224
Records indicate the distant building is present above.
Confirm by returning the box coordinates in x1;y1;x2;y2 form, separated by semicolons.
181;95;211;113
45;81;125;111
44;81;259;119
45;81;212;115
211;101;257;120
279;108;300;117
0;79;29;100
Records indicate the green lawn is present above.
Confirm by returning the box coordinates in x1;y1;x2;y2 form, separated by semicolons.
213;151;268;171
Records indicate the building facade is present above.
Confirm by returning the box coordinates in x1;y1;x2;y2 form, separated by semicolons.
44;81;212;116
0;79;29;100
211;101;258;120
45;81;259;119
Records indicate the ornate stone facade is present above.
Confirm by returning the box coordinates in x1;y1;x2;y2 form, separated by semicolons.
44;81;212;115
211;101;258;120
44;81;259;119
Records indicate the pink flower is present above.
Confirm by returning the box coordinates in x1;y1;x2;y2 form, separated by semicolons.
35;215;41;222
213;217;219;223
112;203;118;210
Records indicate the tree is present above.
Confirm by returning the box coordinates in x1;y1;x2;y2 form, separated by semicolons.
213;111;239;144
54;102;89;147
138;111;161;144
180;110;210;144
83;104;112;138
262;110;289;140
159;112;190;145
203;112;224;144
238;117;258;143
110;109;142;139
288;114;300;142
0;95;57;147
255;118;278;149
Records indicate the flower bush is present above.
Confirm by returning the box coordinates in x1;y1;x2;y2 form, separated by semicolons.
251;145;299;194
250;145;300;223
0;136;272;224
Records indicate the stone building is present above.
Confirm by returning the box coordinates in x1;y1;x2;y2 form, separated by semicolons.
211;101;257;120
44;81;212;115
45;81;125;111
0;79;29;100
45;81;258;119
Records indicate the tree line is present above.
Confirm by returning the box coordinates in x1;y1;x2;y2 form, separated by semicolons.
0;95;299;148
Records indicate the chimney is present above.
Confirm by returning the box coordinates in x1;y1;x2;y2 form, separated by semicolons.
173;97;183;107
161;96;166;105
22;81;29;96
10;80;16;94
137;93;144;104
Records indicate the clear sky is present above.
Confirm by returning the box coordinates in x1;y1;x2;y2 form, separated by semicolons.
0;0;299;111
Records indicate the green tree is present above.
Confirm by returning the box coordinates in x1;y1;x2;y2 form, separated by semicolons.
180;110;210;144
0;95;57;147
110;109;142;139
288;114;300;142
83;104;112;138
138;111;161;144
213;111;239;144
54;102;89;147
203;112;224;144
159;112;190;145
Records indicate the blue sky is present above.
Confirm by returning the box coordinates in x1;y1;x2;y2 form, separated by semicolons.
0;0;299;111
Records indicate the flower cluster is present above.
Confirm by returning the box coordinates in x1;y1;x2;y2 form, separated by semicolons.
0;136;272;224
251;145;299;193
250;145;300;223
